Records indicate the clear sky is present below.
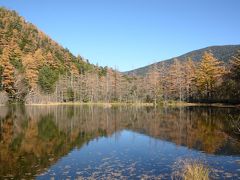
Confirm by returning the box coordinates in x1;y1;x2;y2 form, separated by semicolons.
0;0;240;71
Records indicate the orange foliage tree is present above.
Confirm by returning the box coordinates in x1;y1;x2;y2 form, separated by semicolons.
1;47;16;99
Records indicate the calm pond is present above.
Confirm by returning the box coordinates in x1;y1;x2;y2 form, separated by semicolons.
0;105;240;179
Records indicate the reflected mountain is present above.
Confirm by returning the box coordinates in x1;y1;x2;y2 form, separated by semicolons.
0;105;239;178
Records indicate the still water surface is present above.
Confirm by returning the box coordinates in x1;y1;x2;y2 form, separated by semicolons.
0;105;240;179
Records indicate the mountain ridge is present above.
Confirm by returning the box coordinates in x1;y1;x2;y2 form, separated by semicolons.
124;44;240;76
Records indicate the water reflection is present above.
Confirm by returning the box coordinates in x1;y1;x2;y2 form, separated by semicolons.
0;105;239;179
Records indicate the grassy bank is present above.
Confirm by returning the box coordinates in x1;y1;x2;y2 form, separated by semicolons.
0;101;239;108
162;101;239;108
24;102;154;107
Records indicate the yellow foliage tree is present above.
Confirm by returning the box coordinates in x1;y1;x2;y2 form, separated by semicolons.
46;52;58;69
8;39;23;69
183;58;196;101
23;54;39;90
33;49;45;67
195;52;225;99
167;59;184;101
1;47;16;97
146;64;161;105
70;64;79;76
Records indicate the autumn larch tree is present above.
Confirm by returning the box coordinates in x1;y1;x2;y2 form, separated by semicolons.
23;54;39;90
195;52;225;100
8;39;23;70
1;47;16;100
146;64;160;105
33;49;45;67
167;59;184;101
46;52;58;69
182;58;196;101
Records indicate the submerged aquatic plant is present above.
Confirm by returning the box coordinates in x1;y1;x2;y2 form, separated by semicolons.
172;159;210;180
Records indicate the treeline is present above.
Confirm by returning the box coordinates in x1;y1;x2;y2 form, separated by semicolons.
24;51;240;104
141;51;240;104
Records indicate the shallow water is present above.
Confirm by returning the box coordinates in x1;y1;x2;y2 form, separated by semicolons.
0;105;240;179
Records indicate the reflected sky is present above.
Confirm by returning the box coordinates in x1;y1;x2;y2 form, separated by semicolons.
38;130;240;179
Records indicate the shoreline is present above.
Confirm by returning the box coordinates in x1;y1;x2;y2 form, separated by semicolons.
0;102;239;108
24;102;154;107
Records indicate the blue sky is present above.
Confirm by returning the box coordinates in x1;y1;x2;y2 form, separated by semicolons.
0;0;240;71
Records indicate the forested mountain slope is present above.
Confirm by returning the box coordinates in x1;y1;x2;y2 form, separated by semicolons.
125;45;240;76
0;7;108;103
